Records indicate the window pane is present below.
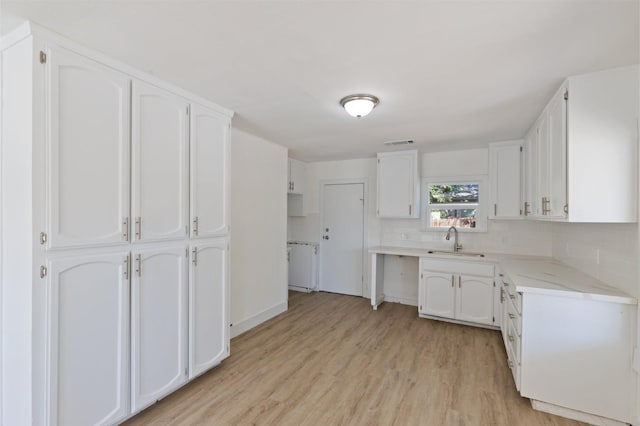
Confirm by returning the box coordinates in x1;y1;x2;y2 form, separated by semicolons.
429;209;477;228
429;184;479;204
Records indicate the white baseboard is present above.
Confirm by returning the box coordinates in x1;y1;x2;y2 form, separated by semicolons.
230;301;287;338
531;399;628;426
383;294;418;306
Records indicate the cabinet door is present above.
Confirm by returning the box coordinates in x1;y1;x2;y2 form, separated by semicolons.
456;275;494;325
536;113;549;216
131;81;189;242
523;128;538;218
47;46;130;249
47;252;129;426
189;240;229;378
489;142;522;219
131;246;188;412
547;88;567;218
289;159;306;195
190;104;230;238
421;271;455;318
377;152;418;218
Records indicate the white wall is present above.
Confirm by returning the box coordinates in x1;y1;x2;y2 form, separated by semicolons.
552;223;638;297
230;129;288;337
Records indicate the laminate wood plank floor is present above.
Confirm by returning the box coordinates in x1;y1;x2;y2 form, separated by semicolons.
124;291;586;426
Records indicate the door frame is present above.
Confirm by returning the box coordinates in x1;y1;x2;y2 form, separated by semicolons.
318;178;368;297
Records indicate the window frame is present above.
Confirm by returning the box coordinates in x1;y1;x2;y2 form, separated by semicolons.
422;175;488;232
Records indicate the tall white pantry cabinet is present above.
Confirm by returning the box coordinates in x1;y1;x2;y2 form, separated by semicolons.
0;23;233;426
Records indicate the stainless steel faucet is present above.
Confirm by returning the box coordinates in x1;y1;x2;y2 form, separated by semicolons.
445;226;462;253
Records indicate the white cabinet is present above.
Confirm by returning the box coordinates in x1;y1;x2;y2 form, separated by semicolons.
46;252;130;426
524;65;639;222
522;127;538;217
419;271;455;318
131;246;188;412
376;150;420;218
47;45;131;249
189;240;229;378
489;141;523;219
132;81;189;242
418;258;496;327
288;158;306;195
190;104;230;238
1;22;233;426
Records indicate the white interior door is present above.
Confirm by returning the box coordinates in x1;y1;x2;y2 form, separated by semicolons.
189;240;229;378
132;81;189;242
47;252;129;426
190;104;229;238
47;46;130;248
321;183;364;296
131;246;188;412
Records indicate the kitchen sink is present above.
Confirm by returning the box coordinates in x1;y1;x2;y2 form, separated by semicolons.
427;250;485;258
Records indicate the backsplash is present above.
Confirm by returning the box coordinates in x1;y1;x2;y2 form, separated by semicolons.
552;222;639;297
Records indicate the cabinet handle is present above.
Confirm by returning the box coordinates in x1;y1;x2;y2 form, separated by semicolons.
451;275;454;288
193;216;199;236
524;201;531;216
500;287;504;303
509;294;516;300
192;248;198;266
124;256;129;280
409;205;412;216
494;203;497;216
508;334;515;342
135;217;141;239
292;182;295;192
508;360;514;368
508;313;515;319
122;218;129;241
135;254;141;277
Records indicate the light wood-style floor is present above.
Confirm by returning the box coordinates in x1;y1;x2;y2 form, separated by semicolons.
125;291;585;426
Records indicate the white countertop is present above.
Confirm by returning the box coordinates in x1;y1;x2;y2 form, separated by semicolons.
368;245;637;305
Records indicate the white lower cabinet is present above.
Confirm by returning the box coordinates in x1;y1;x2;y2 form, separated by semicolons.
131;246;188;412
47;252;130;426
419;258;496;327
189;240;229;378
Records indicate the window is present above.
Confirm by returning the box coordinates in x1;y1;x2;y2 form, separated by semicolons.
423;177;487;232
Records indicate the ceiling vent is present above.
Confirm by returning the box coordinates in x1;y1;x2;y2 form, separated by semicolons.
383;140;414;146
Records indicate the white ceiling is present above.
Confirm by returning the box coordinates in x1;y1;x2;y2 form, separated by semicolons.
1;1;638;161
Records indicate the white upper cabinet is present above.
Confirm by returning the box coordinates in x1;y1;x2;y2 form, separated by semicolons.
189;240;229;378
522;127;538;218
525;65;639;222
288;158;306;195
489;141;523;219
377;150;420;218
190;104;230;238
46;252;130;426
132;81;189;242
47;46;131;249
131;246;188;412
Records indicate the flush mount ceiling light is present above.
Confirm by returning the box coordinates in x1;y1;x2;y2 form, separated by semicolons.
340;94;379;118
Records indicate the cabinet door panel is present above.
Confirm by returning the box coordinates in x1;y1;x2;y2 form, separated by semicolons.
377;154;415;218
289;159;305;195
189;241;229;378
547;90;567;218
190;105;229;238
131;247;188;412
132;82;189;241
456;275;494;325
536;114;549;216
47;46;130;248
490;143;521;218
47;253;129;426
422;271;455;318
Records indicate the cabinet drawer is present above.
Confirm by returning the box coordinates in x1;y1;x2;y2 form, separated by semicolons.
506;341;521;391
501;275;522;314
421;259;494;277
506;319;521;364
506;297;522;336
